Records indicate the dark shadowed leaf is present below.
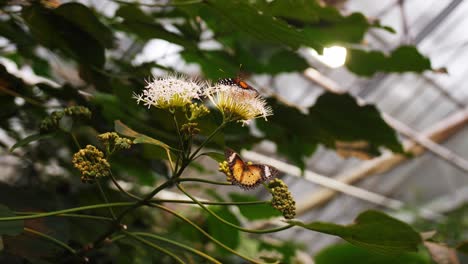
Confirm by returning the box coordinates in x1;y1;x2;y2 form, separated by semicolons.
346;46;433;77
229;193;281;220
10;133;55;152
315;243;431;264
54;2;114;48
22;3;105;67
289;210;422;254
115;5;196;49
0;204;24;236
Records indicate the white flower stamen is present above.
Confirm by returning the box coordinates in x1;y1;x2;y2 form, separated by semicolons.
133;75;203;109
205;83;273;125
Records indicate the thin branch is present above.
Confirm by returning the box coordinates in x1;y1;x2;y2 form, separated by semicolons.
177;177;232;186
24;227;76;254
150;203;263;264
15;212;113;222
120;232;221;264
96;180;117;219
176;184;294;234
0;202;133;221
124;231;185;264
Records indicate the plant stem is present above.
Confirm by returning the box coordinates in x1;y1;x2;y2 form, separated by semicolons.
128;232;221;264
150;203;264;264
96;180;117;219
153;199;270;206
109;171;143;201
177;177;232;186
15;212;113;222
189;122;227;160
24;227;76;254
89;179;175;248
0;203;133;221
177;184;294;234
124;231;185;264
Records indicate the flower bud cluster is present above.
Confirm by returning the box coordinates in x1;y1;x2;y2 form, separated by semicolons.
72;145;110;183
268;179;296;219
40;106;91;133
97;132;133;153
218;161;232;182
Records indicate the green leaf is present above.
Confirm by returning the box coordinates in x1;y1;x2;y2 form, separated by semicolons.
9;133;55;152
115;5;196;49
22;3;106;67
204;0;323;50
289;210;422;254
200;152;225;163
0;204;24;236
229;193;281;220
54;2;114;48
346;46;433;77
258;92;402;169
315;243;431;264
114;120;171;150
206;206;240;254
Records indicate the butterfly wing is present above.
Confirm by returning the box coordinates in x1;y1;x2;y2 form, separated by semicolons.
225;148;279;189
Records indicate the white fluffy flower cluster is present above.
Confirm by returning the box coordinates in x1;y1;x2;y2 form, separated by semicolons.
134;75;203;109
205;84;272;125
134;74;273;125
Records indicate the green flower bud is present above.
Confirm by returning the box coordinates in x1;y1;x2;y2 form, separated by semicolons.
268;179;296;219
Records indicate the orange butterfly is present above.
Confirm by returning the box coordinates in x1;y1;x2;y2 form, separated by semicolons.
225;148;278;189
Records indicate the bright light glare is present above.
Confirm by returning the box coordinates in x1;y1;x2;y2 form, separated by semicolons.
310;46;347;68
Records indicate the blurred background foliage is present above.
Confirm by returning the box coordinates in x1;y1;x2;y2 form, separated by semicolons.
0;0;465;263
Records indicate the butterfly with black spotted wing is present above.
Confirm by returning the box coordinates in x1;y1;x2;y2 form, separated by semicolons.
218;77;258;93
225;148;278;189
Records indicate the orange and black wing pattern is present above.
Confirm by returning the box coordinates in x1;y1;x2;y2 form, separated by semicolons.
225;148;278;189
218;78;258;93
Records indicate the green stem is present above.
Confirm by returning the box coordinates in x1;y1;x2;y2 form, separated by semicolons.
123;232;221;264
109;171;143;201
177;177;232;186
177;184;293;234
96;180;117;219
90;179;175;247
0;202;133;221
153;199;270;206
150;203;264;264
15;212;113;222
124;231;185;264
24;227;76;254
189;122;227;161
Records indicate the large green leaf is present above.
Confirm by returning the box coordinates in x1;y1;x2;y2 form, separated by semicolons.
204;0;322;50
54;3;114;49
0;204;24;236
258;92;403;169
346;46;433;77
315;243;431;264
289;210;422;254
22;3;106;67
229;193;281;220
